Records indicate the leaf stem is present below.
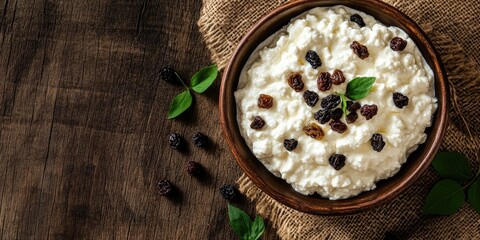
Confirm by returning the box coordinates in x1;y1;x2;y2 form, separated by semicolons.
175;72;190;90
336;92;347;116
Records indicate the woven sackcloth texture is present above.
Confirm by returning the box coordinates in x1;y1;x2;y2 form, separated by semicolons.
198;0;480;239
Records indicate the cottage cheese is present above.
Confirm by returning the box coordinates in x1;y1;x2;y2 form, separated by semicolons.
234;6;437;199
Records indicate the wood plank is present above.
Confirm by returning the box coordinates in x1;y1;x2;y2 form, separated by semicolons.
0;0;279;239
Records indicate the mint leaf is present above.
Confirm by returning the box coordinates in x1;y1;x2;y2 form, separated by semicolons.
249;216;265;240
190;64;218;93
227;204;265;240
422;179;465;215
346;77;376;100
432;152;472;183
228;204;252;238
167;90;192;119
468;179;480;213
166;64;217;119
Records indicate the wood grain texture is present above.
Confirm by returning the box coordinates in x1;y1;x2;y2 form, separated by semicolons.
0;0;278;239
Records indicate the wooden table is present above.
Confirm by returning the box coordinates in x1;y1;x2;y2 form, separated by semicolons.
0;0;278;239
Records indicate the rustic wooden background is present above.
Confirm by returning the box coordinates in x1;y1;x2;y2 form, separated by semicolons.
0;0;278;239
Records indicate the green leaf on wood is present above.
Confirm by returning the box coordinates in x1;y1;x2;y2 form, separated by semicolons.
190;64;218;93
468;180;480;213
249;216;265;240
228;204;252;238
345;77;376;100
167;90;192;119
432;152;472;183
227;203;265;240
422;179;465;215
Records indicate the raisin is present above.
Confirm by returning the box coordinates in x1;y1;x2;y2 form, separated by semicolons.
346;101;361;112
350;41;369;59
393;92;409;109
390;37;407;51
160;67;179;84
186;161;203;176
346;112;358;124
314;109;332;124
258;94;274;108
305;50;322;69
219;184;237;200
329;154;346;170
250;116;265;130
321;94;341;109
283;139;298;151
329;120;348;133
331;108;343;121
288;73;304;92
157;180;173;196
303;123;324;140
350;14;366;27
317;72;332;91
360;104;378;120
331;69;345;85
169;133;184;150
192;132;208;148
371;133;386;152
303;90;319;107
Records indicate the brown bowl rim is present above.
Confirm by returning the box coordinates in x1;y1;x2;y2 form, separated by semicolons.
219;0;448;214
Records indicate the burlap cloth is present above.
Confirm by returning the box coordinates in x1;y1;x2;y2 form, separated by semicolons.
198;0;480;239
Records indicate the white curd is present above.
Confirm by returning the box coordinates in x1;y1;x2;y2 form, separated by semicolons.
234;6;437;199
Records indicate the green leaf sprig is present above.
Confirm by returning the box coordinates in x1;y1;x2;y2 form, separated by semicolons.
337;76;376;114
345;76;376;100
422;152;480;215
167;64;218;119
228;203;265;240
